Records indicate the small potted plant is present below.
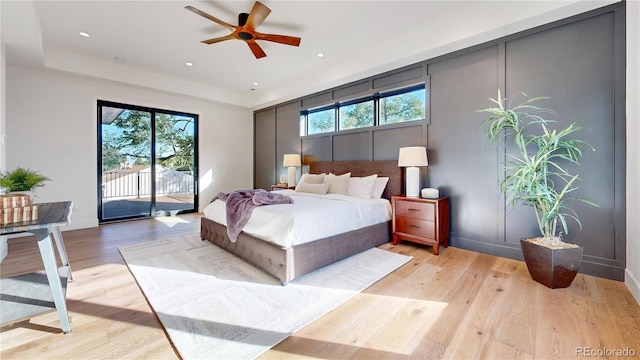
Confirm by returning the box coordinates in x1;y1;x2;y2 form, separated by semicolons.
0;167;50;196
477;91;597;288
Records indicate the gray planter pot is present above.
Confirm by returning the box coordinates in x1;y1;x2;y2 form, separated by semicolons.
520;238;583;289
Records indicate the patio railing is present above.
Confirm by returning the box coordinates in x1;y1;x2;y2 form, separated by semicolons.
102;170;194;199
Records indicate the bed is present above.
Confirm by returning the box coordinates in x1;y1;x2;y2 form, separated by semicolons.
200;160;403;285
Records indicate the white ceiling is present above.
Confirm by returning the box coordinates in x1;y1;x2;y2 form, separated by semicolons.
0;0;616;109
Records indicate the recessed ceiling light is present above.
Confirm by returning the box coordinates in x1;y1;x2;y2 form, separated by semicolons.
186;62;193;67
79;32;90;37
252;82;259;86
115;57;126;62
317;53;325;58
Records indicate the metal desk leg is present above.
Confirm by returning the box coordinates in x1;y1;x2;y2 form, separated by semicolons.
51;226;73;282
32;228;72;334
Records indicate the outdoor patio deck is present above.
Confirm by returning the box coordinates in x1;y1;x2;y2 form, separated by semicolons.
102;194;194;220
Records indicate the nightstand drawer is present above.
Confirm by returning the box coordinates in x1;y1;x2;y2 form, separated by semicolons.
395;200;435;220
395;216;435;238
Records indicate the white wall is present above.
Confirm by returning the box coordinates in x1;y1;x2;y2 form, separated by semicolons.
5;66;253;230
1;37;6;171
625;0;640;304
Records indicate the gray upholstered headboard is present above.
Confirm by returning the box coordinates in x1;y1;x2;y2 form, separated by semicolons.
308;160;402;200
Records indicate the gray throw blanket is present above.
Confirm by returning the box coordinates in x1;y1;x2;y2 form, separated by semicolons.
215;189;294;241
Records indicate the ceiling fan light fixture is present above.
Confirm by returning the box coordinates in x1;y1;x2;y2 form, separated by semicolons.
238;32;254;40
185;2;301;59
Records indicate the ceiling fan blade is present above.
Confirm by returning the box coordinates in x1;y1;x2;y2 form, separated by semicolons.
185;6;235;31
256;33;301;47
245;2;271;30
201;34;236;45
247;42;267;59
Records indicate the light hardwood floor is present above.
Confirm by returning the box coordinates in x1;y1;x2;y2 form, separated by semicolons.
1;213;639;359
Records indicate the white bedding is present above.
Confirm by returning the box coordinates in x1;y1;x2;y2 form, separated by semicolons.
203;189;392;248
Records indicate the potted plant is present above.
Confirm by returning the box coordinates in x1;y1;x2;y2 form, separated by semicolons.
0;167;50;196
477;91;597;288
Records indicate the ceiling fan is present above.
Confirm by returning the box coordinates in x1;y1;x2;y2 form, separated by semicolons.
185;2;301;59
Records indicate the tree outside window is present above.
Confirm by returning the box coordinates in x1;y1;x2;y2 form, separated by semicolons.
339;100;374;130
379;88;425;124
102;110;195;173
308;108;335;134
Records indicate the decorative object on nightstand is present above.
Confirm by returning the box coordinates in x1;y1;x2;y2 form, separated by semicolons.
392;195;449;255
421;188;439;199
283;154;301;187
398;147;428;197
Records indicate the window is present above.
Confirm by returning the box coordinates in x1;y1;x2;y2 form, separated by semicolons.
307;107;335;135
300;83;425;136
379;86;425;124
339;99;374;130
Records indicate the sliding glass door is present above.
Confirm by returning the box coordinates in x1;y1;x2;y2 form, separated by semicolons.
153;112;196;216
98;101;198;222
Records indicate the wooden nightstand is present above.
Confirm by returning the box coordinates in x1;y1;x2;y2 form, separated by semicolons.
271;184;295;190
391;195;450;255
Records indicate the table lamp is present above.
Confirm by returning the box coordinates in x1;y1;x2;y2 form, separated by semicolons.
398;146;428;197
283;154;301;187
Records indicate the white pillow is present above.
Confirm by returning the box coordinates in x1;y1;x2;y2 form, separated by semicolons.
346;174;378;199
324;172;351;195
295;182;330;195
299;173;325;184
371;177;389;199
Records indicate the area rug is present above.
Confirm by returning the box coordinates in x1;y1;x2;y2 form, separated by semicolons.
119;234;411;360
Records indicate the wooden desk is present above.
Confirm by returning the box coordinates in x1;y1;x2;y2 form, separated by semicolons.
0;201;73;334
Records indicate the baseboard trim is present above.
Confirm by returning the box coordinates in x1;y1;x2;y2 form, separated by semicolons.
62;218;99;231
451;235;626;281
625;269;640;306
450;236;523;261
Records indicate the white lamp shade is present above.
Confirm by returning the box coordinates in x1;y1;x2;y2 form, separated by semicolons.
283;154;301;167
398;147;428;167
398;147;428;197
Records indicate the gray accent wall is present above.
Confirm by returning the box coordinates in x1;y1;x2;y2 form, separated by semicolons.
502;9;626;279
275;101;302;185
253;3;626;280
427;45;504;251
255;100;302;190
254;108;276;191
